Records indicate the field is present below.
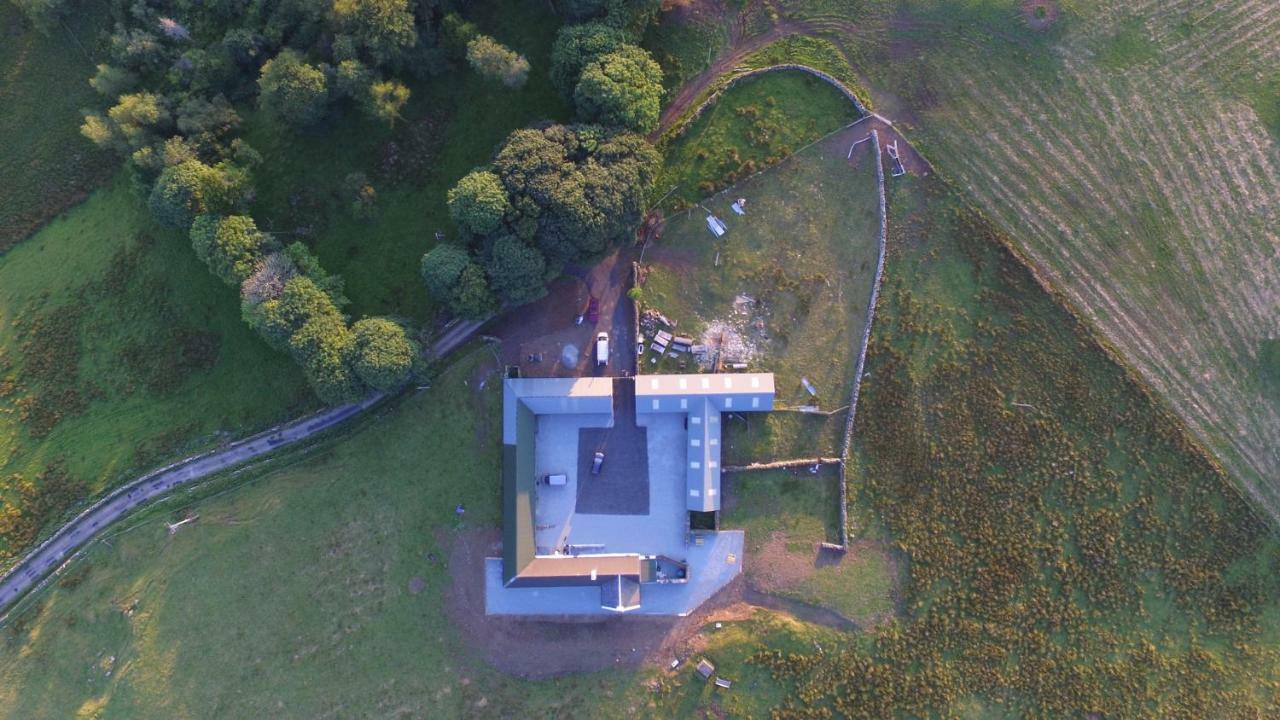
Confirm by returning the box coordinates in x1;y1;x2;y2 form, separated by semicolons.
0;179;313;564
641;127;881;461
0;349;848;718
656;70;860;205
6;161;1279;716
0;0;116;251
659;0;1280;520
722;467;897;625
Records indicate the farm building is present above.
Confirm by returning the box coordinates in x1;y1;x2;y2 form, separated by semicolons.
486;373;775;615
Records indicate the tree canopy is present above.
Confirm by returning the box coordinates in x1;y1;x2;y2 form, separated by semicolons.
420;244;495;320
190;214;275;285
447;170;510;236
573;45;663;133
492;124;659;266
331;0;417;65
148;159;248;229
486;235;548;307
351;318;418;390
550;22;627;97
257;49;330;126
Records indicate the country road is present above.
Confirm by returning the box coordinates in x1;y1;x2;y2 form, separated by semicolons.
0;318;483;616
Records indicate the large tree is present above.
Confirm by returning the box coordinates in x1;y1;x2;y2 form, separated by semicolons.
550;22;627;97
351;317;418;390
447;170;510;236
190;214;275;285
492;124;659;266
244;275;344;351
148;159;248;229
257;49;329;126
486;235;547;307
573;45;662;133
288;314;365;404
420;243;496;319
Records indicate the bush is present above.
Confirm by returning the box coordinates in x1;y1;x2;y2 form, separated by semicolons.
466;35;530;88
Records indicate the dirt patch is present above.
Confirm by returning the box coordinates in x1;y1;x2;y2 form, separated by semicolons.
749;531;817;594
443;528;761;678
1021;0;1060;31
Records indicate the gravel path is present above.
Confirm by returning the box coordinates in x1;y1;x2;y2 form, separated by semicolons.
0;318;483;617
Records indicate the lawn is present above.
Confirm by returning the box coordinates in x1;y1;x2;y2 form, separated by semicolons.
656;69;861;206
641;127;881;462
0;348;841;718
0;0;116;251
241;0;571;323
0;178;314;565
722;467;897;625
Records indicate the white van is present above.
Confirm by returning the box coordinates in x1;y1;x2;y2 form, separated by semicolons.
596;332;609;367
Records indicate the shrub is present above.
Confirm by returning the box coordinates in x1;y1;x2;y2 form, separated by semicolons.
550;22;627;97
466;35;530;88
190;214;275;285
573;44;662;133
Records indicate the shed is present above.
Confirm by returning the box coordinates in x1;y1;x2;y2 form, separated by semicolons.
705;215;727;237
714;677;732;689
696;658;715;679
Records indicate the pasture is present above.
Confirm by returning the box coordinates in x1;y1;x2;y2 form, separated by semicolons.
672;0;1280;520
640;126;881;461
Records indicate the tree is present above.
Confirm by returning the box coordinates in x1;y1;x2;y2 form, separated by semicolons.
368;79;410;126
334;59;372;99
82;92;171;153
574;45;662;133
419;244;495;319
450;263;497;320
88;64;138;97
550;22;627;96
440;13;478;61
257;49;329;126
289;313;366;404
190;214;275;285
466;35;530;88
447;170;510;236
12;0;68;33
148;159;248;229
350;317;417;390
244;275;344;350
486;235;547;306
492;124;658;265
331;0;417;66
420;243;472;301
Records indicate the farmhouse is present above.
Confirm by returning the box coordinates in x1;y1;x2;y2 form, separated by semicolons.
486;373;775;615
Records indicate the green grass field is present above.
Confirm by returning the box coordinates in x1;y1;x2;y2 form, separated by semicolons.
656;70;860;206
0;178;313;563
0;349;846;718
642;128;880;461
0;0;116;251
722;0;1280;519
723;468;896;624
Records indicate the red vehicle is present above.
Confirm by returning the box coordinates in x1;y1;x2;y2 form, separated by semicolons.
586;297;599;324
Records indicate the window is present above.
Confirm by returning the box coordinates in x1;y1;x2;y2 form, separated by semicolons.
690;461;701;469
680;398;688;409
724;398;733;408
678;378;688;389
752;397;760;408
691;438;701;447
690;489;700;497
652;399;660;410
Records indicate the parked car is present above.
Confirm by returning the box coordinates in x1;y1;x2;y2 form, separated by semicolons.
596;332;609;367
591;451;605;474
587;297;599;323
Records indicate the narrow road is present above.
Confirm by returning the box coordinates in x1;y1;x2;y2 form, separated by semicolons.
0;318;483;616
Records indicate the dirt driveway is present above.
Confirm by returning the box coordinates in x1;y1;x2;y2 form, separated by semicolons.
487;246;637;378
